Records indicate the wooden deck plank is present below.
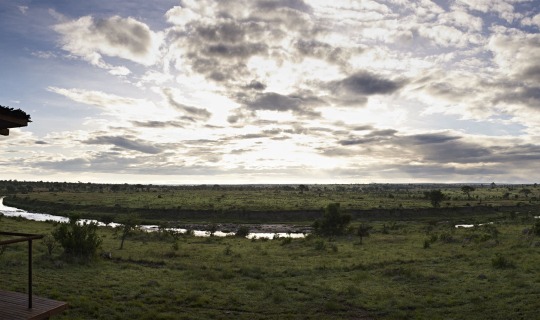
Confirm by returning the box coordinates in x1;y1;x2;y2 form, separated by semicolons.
0;290;68;320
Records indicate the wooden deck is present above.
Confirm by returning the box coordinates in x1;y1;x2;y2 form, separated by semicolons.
0;290;68;320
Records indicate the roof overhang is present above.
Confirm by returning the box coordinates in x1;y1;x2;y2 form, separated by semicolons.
0;110;31;136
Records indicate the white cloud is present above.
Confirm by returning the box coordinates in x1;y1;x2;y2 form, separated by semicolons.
47;87;141;108
456;0;523;23
521;13;540;28
440;6;484;32
53;15;162;68
488;30;540;83
18;6;29;15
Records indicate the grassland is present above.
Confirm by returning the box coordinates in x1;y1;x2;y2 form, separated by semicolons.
1;210;539;319
3;182;540;224
1;182;540;319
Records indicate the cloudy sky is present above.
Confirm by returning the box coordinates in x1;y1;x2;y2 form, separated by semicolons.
1;0;540;184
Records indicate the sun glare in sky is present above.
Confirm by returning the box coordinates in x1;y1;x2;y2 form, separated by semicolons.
1;0;540;184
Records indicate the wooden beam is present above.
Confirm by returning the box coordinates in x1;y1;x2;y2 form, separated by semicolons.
0;114;29;127
0;128;8;136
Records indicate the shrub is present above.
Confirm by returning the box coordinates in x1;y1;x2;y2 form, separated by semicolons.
313;203;351;236
280;237;292;246
42;234;57;256
491;254;515;269
532;220;540;236
52;216;102;259
314;240;326;251
439;232;454;243
235;226;250;238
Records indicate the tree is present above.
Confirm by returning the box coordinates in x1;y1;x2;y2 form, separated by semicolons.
298;184;309;194
427;190;445;208
356;223;372;244
461;186;475;200
313;203;351;236
519;188;532;198
118;218;138;250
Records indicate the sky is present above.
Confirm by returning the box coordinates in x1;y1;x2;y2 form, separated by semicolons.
1;0;540;185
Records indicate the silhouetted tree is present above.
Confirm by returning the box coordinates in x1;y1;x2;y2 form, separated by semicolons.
427;190;445;208
461;186;475;200
357;223;372;244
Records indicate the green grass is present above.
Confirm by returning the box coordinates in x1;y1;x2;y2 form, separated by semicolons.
5;183;540;224
1;213;539;319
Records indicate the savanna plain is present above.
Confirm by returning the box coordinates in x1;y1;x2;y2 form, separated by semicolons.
1;181;539;319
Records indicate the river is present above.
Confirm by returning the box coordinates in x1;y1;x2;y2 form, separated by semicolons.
0;196;306;239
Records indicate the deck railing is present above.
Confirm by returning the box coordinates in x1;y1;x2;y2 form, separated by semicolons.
0;231;44;308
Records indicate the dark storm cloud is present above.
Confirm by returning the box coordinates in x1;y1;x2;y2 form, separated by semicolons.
84;136;163;154
330;72;404;96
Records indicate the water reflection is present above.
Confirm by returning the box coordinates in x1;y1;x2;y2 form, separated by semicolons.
0;196;305;239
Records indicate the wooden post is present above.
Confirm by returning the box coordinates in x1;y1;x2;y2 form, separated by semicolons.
28;239;33;309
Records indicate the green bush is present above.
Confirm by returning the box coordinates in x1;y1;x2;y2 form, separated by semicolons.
313;203;351;236
491;254;515;269
314;240;326;251
235;226;250;238
52;216;102;259
532;220;540;236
